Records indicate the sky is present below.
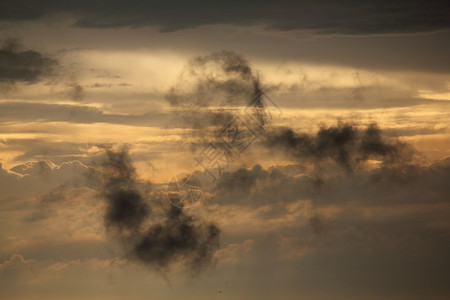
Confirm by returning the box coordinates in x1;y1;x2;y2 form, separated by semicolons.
0;1;449;299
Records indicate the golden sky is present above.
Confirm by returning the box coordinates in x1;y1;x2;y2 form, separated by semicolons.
0;1;449;299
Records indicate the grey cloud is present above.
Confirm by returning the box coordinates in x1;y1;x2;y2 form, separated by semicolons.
211;158;449;299
100;148;221;273
102;148;150;232
166;50;259;109
215;165;269;194
0;39;88;100
228;226;449;299
0;39;57;84
4;15;449;74
212;157;450;212
287;31;450;73
0;1;448;35
212;164;314;208
132;205;221;273
263;122;414;173
166;51;267;141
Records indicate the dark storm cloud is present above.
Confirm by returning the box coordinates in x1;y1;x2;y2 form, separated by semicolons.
264;122;414;172
100;148;221;272
0;1;448;35
0;39;57;83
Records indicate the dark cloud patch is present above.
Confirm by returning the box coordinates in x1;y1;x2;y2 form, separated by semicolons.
166;50;259;109
0;39;87;100
212;164;314;208
263;122;414;172
0;39;57;84
309;215;325;235
132;205;221;272
166;51;267;140
66;83;85;102
100;148;221;273
0;1;448;35
102;148;150;233
215;165;268;194
212;157;450;212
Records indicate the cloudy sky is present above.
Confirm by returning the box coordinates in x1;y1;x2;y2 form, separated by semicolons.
1;1;449;299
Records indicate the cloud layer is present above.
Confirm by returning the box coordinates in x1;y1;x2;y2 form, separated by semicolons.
1;1;449;34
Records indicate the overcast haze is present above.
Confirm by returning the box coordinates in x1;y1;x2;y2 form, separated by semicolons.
1;1;449;299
